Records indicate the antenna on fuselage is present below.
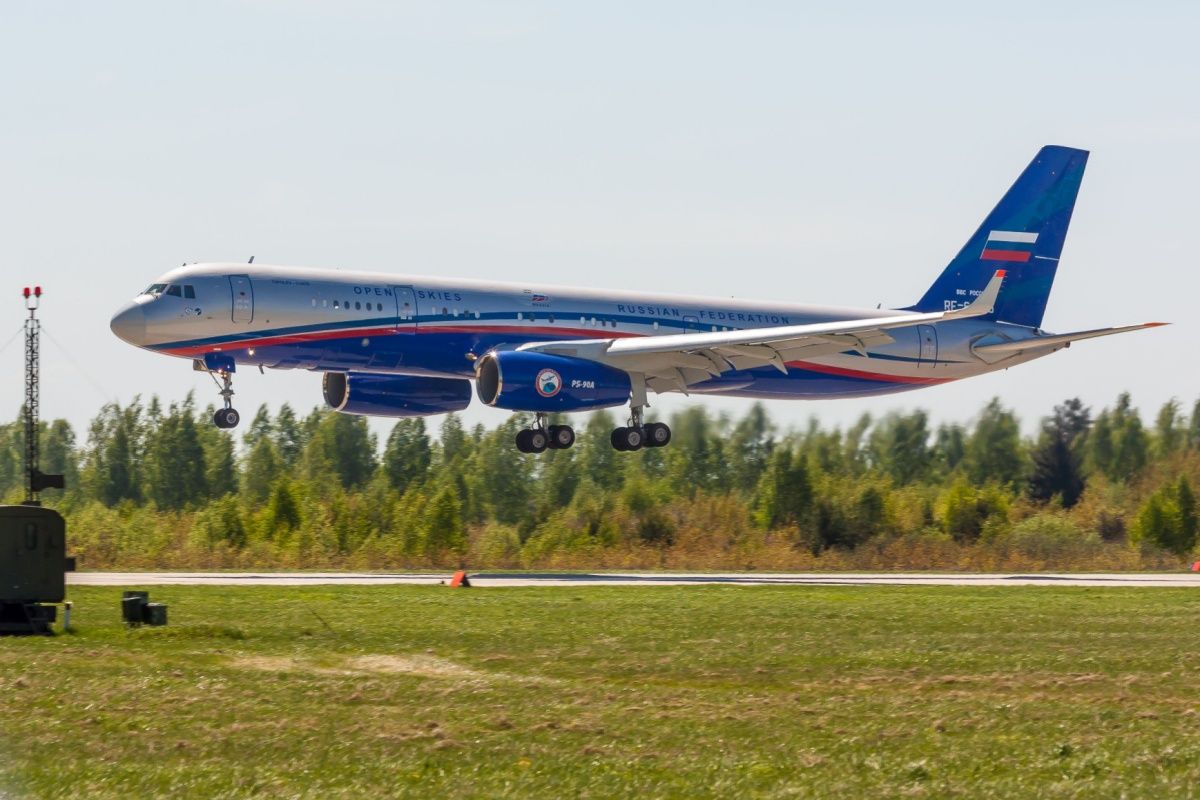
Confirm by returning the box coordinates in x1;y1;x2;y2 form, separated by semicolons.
248;256;255;264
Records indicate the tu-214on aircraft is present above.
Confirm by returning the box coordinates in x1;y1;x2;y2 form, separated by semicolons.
111;145;1163;453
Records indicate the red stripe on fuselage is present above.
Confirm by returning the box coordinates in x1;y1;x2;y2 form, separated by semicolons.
980;249;1031;263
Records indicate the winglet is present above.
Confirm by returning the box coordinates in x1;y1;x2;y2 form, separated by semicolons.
946;270;1005;320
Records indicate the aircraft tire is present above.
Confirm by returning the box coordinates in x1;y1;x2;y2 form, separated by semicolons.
214;408;240;429
645;422;671;448
548;425;575;449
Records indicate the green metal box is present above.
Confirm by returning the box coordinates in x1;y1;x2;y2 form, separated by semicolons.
0;505;70;603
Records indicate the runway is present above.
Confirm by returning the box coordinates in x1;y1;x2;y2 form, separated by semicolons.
68;571;1200;588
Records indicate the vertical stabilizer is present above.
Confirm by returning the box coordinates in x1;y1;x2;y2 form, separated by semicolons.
909;145;1088;328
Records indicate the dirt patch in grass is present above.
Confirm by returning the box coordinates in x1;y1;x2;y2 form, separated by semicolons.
229;653;521;683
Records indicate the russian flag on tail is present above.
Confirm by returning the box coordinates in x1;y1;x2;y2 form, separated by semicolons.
980;230;1038;263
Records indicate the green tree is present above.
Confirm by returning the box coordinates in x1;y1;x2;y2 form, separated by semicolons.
382;418;431;492
424;484;466;560
965;398;1025;487
272;403;304;467
726;403;775;492
1135;477;1199;557
1028;398;1090;508
303;412;376;489
144;398;207;509
1153;399;1185;459
869;410;931;485
241;436;283;505
754;447;812;529
264;479;302;539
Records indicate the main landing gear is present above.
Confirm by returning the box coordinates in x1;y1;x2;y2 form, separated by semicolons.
516;413;576;454
610;404;671;452
209;369;241;429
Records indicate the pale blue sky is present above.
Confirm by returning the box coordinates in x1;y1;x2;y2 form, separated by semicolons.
1;1;1197;440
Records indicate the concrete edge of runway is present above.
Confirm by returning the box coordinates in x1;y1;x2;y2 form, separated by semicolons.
66;571;1200;588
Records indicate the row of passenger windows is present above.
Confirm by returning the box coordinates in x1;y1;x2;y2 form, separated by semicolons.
302;299;738;332
311;299;386;312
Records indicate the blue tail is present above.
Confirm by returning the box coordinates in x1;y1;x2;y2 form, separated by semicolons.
909;145;1089;328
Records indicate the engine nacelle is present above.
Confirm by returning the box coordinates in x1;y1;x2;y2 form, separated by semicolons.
475;350;630;412
323;372;472;418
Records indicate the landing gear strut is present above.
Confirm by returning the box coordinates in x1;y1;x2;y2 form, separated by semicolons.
209;370;240;429
516;413;575;454
610;377;671;451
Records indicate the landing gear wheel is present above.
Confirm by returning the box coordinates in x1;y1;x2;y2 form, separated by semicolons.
527;428;549;453
644;422;671;448
548;424;576;450
612;426;643;451
213;407;240;429
516;428;548;454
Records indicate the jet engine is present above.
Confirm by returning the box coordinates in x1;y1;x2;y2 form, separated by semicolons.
323;372;472;417
475;351;630;412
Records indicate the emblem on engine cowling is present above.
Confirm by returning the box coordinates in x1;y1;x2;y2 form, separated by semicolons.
535;368;562;397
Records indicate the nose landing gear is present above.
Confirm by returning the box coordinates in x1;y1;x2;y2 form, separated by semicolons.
209;369;241;429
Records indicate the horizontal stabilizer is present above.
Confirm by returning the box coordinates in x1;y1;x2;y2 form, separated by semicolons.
972;322;1167;363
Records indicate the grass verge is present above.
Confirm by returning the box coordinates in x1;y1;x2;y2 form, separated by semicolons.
2;585;1199;798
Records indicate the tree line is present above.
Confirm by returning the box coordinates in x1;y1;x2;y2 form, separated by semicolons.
1;391;1198;570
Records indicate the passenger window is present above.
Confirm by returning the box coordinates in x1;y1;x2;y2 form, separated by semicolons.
166;285;182;297
183;285;196;299
377;303;383;312
442;307;448;316
333;301;340;309
549;315;555;323
355;301;361;310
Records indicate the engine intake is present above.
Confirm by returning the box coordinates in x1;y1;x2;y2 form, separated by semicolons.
475;351;630;412
323;372;472;418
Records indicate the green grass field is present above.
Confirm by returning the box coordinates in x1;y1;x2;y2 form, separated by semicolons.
3;584;1200;799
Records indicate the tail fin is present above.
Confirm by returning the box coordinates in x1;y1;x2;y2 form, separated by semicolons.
909;145;1089;328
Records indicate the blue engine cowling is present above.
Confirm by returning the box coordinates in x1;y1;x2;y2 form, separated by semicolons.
475;350;630;412
323;372;472;417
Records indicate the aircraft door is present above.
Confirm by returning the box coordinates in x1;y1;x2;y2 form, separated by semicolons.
393;285;417;333
917;325;938;367
229;275;254;323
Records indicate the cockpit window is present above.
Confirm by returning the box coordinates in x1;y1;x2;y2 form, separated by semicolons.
183;285;195;299
142;283;168;296
166;285;182;297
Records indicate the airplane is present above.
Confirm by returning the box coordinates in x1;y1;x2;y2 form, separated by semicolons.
110;145;1163;453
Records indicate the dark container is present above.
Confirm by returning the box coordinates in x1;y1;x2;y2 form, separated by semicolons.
122;592;149;625
0;506;70;603
144;603;168;627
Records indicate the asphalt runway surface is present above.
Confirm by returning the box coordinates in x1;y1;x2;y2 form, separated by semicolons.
68;571;1200;588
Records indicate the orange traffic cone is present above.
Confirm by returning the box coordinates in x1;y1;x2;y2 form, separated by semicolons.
449;570;472;588
1191;561;1200;573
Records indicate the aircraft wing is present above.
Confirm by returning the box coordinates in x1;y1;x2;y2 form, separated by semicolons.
971;322;1168;364
517;270;1007;394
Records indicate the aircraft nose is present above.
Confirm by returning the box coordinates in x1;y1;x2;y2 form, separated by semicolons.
110;302;146;345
